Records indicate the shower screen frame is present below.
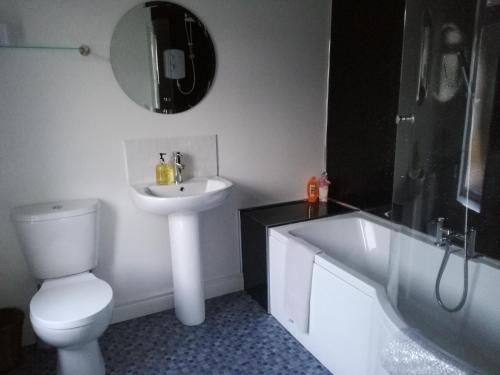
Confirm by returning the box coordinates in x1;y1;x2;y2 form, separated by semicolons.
457;21;500;214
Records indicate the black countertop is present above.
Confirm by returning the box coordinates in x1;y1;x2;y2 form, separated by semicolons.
239;200;354;227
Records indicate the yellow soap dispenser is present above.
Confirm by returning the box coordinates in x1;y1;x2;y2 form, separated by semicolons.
165;155;175;184
156;153;170;185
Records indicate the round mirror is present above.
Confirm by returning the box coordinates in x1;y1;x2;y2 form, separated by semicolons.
110;2;216;114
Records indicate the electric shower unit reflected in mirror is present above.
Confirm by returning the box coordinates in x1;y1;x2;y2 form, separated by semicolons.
110;1;216;114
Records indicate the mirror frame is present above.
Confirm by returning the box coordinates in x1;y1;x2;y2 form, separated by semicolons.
110;1;216;114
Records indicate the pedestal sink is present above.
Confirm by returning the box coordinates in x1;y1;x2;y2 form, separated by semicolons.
129;176;233;325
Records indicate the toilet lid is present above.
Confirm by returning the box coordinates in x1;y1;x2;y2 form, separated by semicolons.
30;273;113;330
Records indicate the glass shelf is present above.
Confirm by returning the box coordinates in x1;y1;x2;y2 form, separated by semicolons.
0;44;90;56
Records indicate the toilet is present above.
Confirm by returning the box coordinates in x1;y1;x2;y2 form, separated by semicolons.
11;199;113;375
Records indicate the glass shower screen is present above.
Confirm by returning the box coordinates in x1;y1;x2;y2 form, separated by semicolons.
388;0;500;372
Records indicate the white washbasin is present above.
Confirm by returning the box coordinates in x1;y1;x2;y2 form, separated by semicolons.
128;175;233;326
130;176;233;216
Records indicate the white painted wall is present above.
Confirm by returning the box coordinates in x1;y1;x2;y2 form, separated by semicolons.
0;0;331;344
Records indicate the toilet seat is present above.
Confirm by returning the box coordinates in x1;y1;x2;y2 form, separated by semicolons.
30;273;113;330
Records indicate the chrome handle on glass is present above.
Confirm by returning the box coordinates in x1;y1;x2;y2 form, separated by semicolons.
395;114;415;125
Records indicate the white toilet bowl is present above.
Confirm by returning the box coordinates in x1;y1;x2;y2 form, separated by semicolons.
30;272;113;375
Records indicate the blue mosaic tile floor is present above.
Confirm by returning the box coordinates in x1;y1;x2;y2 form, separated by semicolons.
9;292;331;374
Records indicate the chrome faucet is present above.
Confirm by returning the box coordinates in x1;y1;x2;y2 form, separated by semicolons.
434;217;477;258
433;217;479;313
435;217;452;247
173;151;184;184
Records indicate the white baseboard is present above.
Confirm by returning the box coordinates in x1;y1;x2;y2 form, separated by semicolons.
111;273;244;324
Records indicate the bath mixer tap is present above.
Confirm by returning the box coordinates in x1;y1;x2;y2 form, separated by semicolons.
434;217;478;258
173;151;184;184
435;217;452;247
433;217;479;313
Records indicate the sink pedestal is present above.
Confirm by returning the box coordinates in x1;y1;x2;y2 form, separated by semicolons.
129;177;233;326
168;212;205;325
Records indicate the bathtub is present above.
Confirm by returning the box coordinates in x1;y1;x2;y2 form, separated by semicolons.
268;211;500;375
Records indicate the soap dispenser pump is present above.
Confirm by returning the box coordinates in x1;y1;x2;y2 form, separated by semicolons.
156;153;174;185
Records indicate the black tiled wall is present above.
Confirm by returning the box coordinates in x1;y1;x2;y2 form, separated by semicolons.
326;1;405;209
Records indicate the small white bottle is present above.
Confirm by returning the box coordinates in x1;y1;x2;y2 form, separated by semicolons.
318;172;331;202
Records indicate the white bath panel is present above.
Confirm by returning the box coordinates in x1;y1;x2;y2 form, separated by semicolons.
309;264;374;375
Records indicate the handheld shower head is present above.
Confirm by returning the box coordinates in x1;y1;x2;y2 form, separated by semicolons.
184;14;195;23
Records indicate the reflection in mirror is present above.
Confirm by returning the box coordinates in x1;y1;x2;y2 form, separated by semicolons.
416;9;431;105
457;23;500;212
110;1;216;114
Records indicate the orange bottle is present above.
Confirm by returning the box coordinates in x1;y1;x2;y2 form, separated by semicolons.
307;176;319;203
